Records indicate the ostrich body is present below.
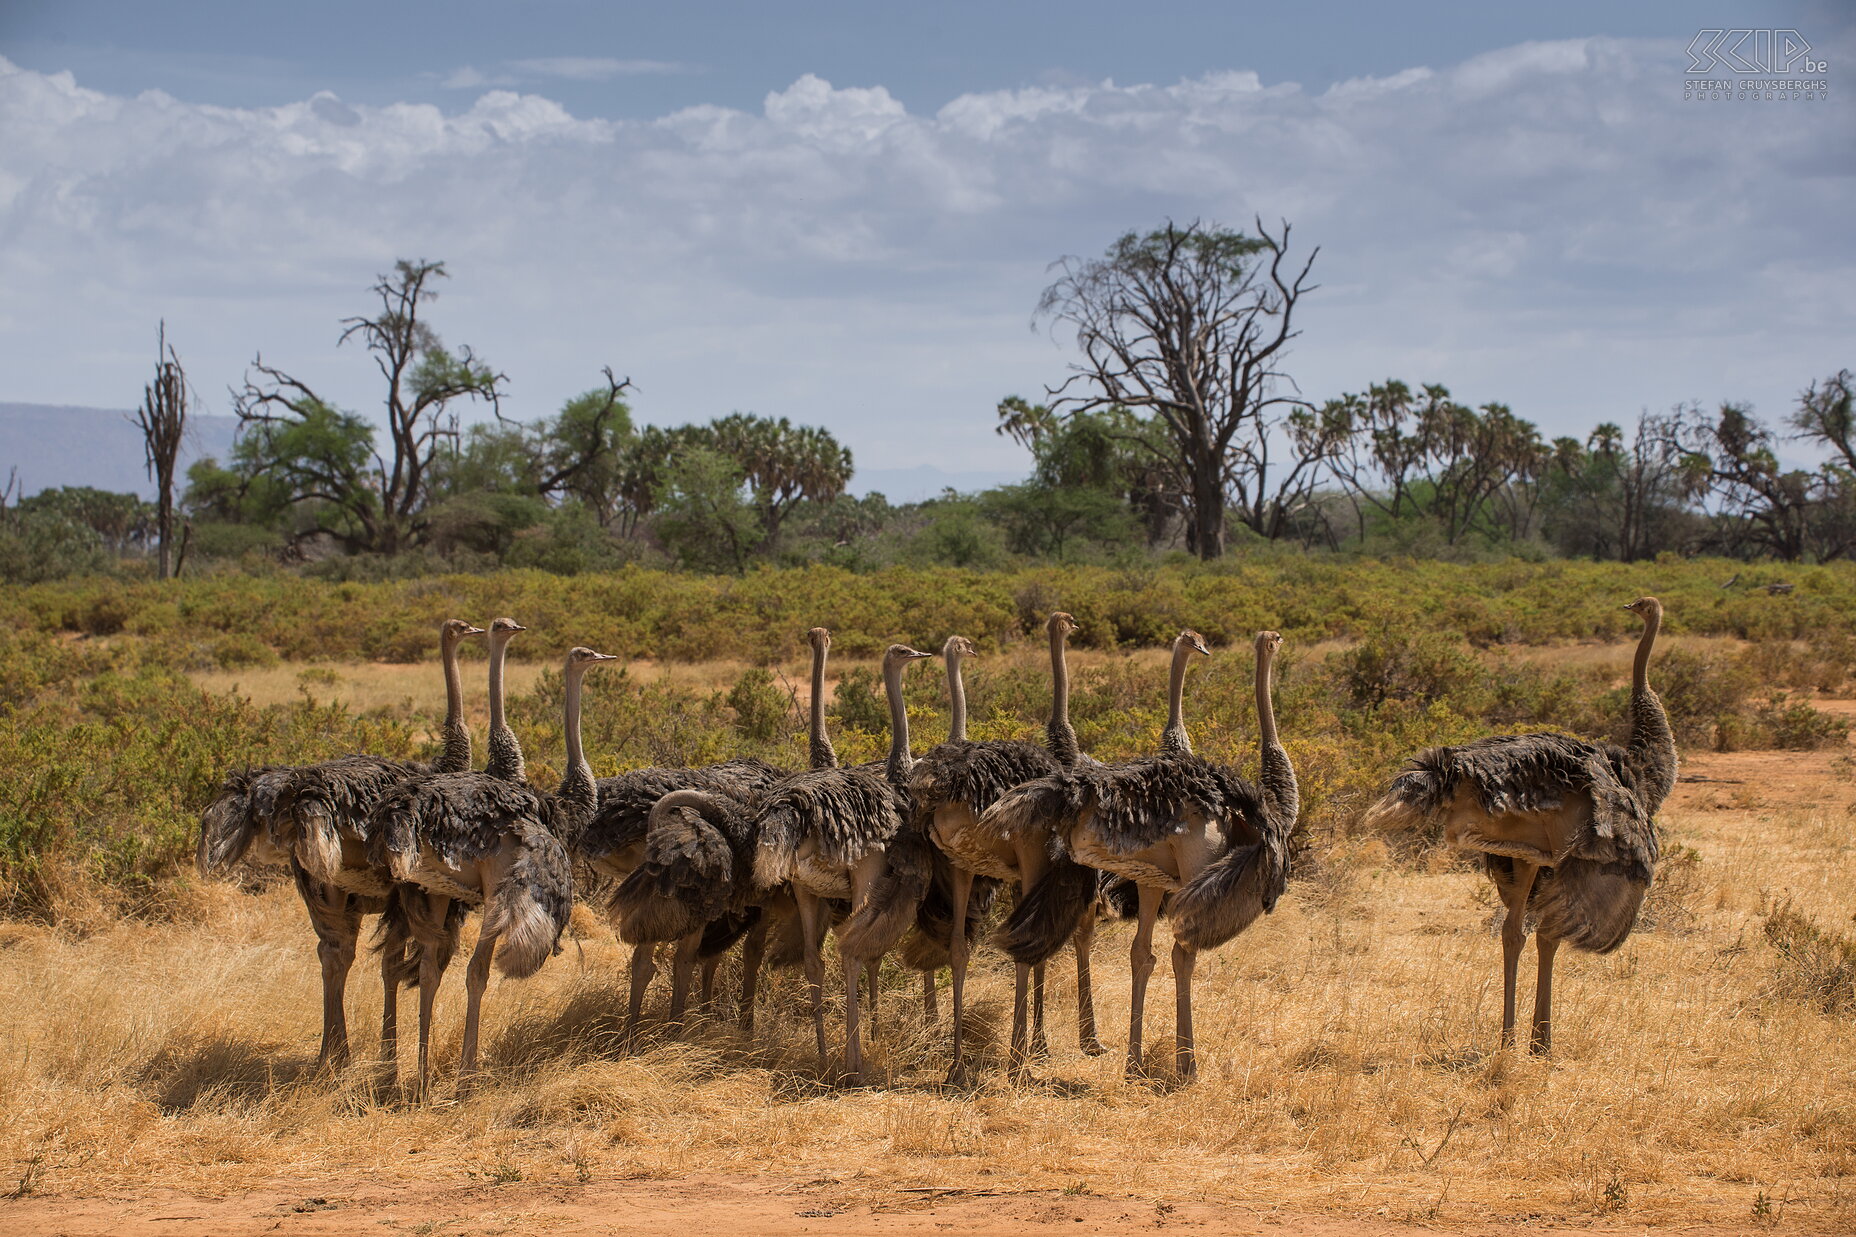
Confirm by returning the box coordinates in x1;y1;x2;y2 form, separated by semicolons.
197;617;484;1069
910;629;1093;1083
573;757;788;1036
924;613;1109;1079
986;631;1295;1079
608;788;780;1026
370;639;616;1096
752;630;935;1082
1362;597;1672;1052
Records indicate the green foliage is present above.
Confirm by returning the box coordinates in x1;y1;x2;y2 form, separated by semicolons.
2;557;1853;920
727;668;791;743
654;447;763;572
0;507;114;583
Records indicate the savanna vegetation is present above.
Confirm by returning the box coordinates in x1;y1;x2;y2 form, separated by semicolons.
4;226;1852;584
0;556;1852;1230
4;555;1852;923
4;222;1855;1231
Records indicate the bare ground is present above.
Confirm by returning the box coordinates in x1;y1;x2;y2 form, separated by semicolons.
1;1173;1820;1236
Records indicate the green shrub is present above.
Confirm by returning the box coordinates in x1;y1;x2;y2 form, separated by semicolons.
728;668;791;743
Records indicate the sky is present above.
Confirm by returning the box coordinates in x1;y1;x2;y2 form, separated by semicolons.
1;0;1851;483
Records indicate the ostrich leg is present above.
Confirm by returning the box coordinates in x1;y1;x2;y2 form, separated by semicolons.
1073;915;1107;1055
1172;940;1199;1079
1532;933;1561;1054
1496;861;1540;1049
667;931;702;1025
738;917;768;1035
945;866;976;1086
795;890;830;1067
623;943;657;1043
300;875;363;1070
699;951;722;1014
1125;885;1163;1078
455;925;500;1098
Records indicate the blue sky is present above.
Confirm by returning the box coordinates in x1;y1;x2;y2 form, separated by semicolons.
1;0;1850;483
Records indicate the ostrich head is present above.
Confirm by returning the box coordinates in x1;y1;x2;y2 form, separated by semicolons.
1254;630;1284;656
1624;597;1663;620
566;646;618;673
441;618;486;645
489;616;527;641
807;626;832;653
1178;629;1211;658
942;635;978;660
884;644;936;668
1047;611;1081;639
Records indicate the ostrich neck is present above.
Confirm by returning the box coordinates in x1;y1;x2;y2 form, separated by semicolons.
946;653;968;743
1627;609;1677;811
556;666;595;828
1046;626;1080;765
1256;645;1299;829
485;635;525;782
884;658;914;786
808;642;837;770
437;634;471;774
1159;640;1193;757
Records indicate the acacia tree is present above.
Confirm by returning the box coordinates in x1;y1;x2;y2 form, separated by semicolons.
1542;411;1691;561
700;414;854;553
1037;218;1319;558
133;321;188;578
1321;380;1547;545
232;260;504;553
1675;387;1856;563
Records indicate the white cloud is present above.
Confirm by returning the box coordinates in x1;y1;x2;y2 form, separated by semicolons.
0;42;1849;479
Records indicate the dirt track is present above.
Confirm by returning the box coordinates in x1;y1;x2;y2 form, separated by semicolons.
0;1173;1806;1236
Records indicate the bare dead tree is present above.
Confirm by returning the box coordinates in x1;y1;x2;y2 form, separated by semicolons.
234;260;504;554
1037;218;1319;558
133;321;189;579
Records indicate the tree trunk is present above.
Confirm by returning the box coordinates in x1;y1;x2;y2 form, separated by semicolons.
1190;451;1225;560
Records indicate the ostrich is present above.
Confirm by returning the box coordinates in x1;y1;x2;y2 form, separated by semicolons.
924;612;1109;1080
753;630;935;1083
197;617;484;1069
987;630;1295;1079
1362;597;1673;1053
370;642;617;1097
608;788;773;1025
571;756;788;1038
911;633;1062;1083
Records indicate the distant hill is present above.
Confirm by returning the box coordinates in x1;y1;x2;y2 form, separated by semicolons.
849;465;1025;502
0;403;239;500
0;402;1024;504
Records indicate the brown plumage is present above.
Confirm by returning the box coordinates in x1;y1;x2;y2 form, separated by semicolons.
195;617;484;1072
921;617;1110;1082
574;758;788;1037
987;629;1296;1080
749;630;934;1083
1361;597;1674;1052
369;641;615;1098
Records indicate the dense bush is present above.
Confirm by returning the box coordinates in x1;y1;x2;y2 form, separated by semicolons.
2;560;1851;922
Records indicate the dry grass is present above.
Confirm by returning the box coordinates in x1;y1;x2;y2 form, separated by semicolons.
188;648;1178;712
2;749;1853;1230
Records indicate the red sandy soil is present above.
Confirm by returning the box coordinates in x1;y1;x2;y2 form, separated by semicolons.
0;1173;1814;1237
